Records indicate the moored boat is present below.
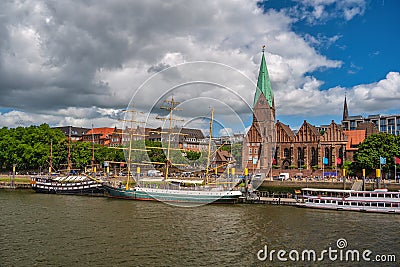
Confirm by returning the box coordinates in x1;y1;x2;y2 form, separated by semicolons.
31;175;104;196
104;101;243;205
103;183;242;204
297;188;400;214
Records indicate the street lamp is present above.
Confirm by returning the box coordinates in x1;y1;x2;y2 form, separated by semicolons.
12;164;16;189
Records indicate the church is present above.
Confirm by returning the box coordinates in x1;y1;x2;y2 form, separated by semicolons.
241;49;376;177
241;47;276;174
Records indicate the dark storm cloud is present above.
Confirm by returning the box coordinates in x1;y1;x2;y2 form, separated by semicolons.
0;1;137;111
148;63;171;73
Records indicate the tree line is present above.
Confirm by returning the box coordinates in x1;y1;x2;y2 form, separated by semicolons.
0;124;124;173
0;124;204;173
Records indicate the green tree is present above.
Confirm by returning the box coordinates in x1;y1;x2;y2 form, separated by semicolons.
231;143;242;168
353;133;400;175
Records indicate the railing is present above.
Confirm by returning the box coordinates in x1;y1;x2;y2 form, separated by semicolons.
256;191;295;199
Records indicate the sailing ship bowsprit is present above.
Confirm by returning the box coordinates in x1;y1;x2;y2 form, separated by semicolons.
103;98;243;204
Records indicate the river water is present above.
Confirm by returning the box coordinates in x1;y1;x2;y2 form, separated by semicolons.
1;190;399;266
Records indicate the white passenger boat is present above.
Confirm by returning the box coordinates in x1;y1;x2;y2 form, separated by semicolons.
297;188;400;214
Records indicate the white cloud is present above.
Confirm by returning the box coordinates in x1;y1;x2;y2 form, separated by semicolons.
290;0;366;24
276;71;400;117
218;128;233;137
0;0;397;134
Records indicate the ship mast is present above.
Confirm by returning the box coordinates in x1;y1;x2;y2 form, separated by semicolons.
157;97;183;180
91;124;95;174
49;139;53;174
67;126;72;173
205;108;214;184
118;108;147;190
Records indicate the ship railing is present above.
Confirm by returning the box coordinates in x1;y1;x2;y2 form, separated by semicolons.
137;181;233;191
257;191;295;199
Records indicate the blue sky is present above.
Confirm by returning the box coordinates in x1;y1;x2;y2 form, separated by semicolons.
0;0;399;134
260;0;400;128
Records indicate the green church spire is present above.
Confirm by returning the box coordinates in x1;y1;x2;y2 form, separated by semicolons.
253;46;274;108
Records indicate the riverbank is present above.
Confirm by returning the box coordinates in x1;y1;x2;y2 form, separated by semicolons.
3;175;400;192
0;176;32;189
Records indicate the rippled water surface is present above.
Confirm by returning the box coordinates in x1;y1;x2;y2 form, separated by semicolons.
1;190;399;266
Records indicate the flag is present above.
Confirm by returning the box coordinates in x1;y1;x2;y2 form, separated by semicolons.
395;156;400;165
336;157;342;165
272;158;277;165
323;157;328;165
380;157;386;165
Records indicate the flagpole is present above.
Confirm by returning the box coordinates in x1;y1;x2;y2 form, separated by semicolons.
379;157;382;188
395;156;397;183
335;158;338;182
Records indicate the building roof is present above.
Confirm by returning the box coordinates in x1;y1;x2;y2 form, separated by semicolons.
253;50;273;108
85;127;116;139
53;126;90;137
276;121;295;139
343;130;366;151
215;150;232;162
178;128;205;140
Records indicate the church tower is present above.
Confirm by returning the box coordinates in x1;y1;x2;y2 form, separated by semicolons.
242;47;276;177
343;94;349;121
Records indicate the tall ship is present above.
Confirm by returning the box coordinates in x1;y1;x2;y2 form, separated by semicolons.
297;187;400;214
31;128;104;196
104;98;243;204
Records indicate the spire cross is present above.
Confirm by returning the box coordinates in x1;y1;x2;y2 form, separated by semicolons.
262;45;266;53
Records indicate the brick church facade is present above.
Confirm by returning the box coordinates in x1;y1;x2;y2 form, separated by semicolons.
242;50;377;177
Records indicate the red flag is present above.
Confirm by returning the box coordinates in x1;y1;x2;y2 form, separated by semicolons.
272;158;277;165
395;156;400;165
336;157;342;165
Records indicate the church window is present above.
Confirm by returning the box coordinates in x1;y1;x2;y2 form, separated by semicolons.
284;148;290;158
249;148;252;154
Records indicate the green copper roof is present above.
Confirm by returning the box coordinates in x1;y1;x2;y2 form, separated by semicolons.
253;52;273;108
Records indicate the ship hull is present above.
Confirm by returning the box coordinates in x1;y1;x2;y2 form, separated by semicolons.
31;176;104;197
297;188;400;214
104;185;242;204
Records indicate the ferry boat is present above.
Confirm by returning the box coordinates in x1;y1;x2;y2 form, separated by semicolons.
31;175;104;196
297;188;400;214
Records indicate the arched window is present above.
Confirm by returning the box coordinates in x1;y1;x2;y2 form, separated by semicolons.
338;147;343;165
284;148;290;158
298;147;304;168
311;147;318;166
325;147;331;166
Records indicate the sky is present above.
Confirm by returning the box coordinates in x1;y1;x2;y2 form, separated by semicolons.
0;0;399;135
